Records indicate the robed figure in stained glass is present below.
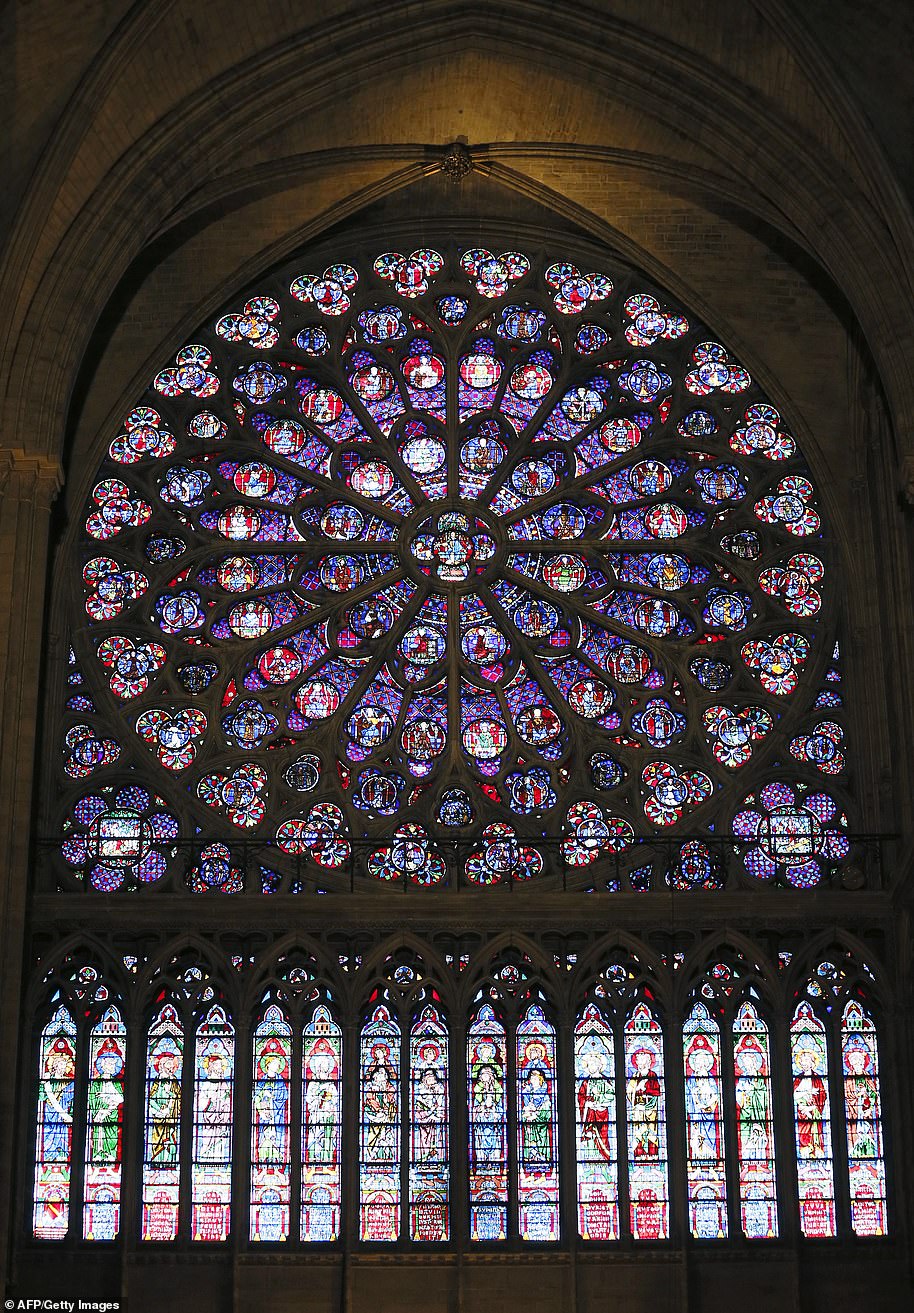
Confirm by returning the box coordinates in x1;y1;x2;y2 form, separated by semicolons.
793;1040;828;1159
414;1048;446;1162
627;1046;661;1160
364;1045;398;1160
252;1038;289;1164
577;1044;615;1164
304;1038;340;1163
88;1038;125;1163
148;1040;182;1165
195;1039;232;1161
470;1046;505;1166
519;1042;554;1166
843;1035;879;1159
684;1032;722;1160
40;1036;76;1162
734;1034;770;1160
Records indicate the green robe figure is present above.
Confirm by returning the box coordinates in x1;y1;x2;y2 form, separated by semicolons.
844;1037;879;1159
89;1038;125;1163
735;1036;770;1161
520;1065;553;1165
148;1042;182;1165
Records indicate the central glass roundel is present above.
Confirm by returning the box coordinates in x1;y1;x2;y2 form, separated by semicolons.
409;509;496;583
59;242;849;893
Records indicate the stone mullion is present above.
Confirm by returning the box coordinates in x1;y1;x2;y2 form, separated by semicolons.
506;1009;520;1244
450;1011;468;1251
0;451;62;1282
287;1008;304;1246
67;1007;92;1247
665;1004;689;1250
178;1004;197;1243
555;1000;577;1258
341;1018;360;1254
613;1004;632;1246
881;996;909;1243
231;1011;252;1251
827;1005;852;1239
771;1009;801;1248
118;990;145;1262
719;1004;742;1242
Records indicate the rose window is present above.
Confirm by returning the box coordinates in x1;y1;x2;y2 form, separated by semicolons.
55;243;851;892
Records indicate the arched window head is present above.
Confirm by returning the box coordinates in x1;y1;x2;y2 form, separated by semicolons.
53;241;854;895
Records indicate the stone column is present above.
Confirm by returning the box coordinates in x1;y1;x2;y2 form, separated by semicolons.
0;449;63;1282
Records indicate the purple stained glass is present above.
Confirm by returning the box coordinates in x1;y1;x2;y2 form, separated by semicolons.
59;243;846;894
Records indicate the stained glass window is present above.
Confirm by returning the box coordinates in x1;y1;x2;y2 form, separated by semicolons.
32;1005;77;1239
302;1003;343;1241
83;1005;127;1240
733;999;777;1238
409;1004;449;1240
250;1003;292;1241
27;946;891;1246
142;1002;183;1240
35;237;880;1253
516;1003;559;1240
467;1002;508;1241
791;1000;836;1237
191;1004;234;1241
841;999;887;1236
359;1002;400;1241
55;243;849;897
574;1002;618;1240
624;1001;669;1240
682;1001;727;1238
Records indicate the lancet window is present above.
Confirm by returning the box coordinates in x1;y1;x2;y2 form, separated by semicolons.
26;943;889;1246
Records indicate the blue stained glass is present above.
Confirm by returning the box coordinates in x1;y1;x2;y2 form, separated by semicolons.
33;1007;77;1239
